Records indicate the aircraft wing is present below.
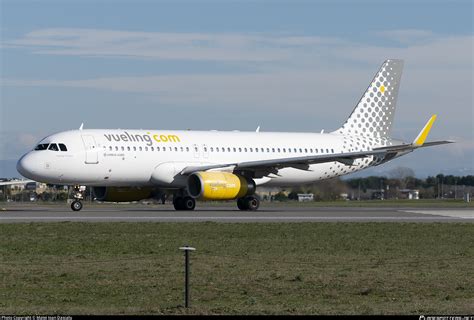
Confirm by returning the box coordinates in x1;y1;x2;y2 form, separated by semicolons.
180;139;452;177
180;149;388;176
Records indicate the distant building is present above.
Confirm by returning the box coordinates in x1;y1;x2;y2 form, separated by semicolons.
399;189;419;200
297;193;314;202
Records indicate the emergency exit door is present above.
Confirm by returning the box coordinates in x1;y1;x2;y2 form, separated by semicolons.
81;135;99;164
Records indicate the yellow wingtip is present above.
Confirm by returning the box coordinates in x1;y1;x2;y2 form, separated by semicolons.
413;114;437;146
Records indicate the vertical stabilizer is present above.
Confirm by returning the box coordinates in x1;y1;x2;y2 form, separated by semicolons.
334;59;404;138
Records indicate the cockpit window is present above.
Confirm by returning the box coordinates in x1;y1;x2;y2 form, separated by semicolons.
58;143;67;151
34;144;49;151
48;143;59;151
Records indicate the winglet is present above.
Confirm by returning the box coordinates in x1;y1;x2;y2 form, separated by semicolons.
413;114;437;147
79;123;84;130
256;126;260;133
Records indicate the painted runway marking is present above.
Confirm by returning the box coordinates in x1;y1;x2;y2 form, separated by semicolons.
402;210;473;219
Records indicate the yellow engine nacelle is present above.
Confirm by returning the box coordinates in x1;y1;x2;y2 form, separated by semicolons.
92;187;153;202
187;172;256;200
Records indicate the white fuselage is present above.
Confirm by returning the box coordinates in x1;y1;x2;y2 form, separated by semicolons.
17;129;394;188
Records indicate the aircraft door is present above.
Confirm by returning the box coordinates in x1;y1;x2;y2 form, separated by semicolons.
192;144;200;158
202;144;209;158
81;135;99;164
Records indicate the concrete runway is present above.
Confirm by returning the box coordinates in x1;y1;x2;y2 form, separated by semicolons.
0;204;473;222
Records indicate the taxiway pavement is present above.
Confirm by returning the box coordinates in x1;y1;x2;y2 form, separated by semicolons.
0;204;472;223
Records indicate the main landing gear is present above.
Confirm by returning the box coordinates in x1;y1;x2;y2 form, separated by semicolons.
173;195;196;211
70;185;86;211
237;195;260;211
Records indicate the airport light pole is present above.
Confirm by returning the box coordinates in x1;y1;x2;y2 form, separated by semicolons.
179;245;196;308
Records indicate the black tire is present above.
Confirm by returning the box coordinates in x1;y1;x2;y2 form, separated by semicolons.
182;196;196;211
173;196;184;210
237;198;248;211
71;200;83;211
246;196;260;211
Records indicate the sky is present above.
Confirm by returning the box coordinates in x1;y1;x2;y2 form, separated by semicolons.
1;0;473;178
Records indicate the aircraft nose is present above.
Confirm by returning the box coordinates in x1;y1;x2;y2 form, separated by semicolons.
17;153;36;179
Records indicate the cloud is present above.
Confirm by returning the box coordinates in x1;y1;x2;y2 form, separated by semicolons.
374;29;435;44
5;28;472;68
2;29;473;142
6;28;342;62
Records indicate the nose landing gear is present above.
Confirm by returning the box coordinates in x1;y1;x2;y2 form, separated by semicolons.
71;200;83;211
70;185;86;211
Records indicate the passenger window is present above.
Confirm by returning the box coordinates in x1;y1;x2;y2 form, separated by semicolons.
305;148;308;153
48;144;59;151
299;148;302;153
174;147;178;151
331;148;334;153
310;148;313;153
288;148;291;153
255;148;258;153
210;147;214;152
180;147;184;152
151;147;154;151
157;146;160;151
326;148;329;153
233;148;237;152
127;146;131;151
227;147;231;152
277;148;280;153
261;148;264;152
320;149;324;153
186;147;189;152
145;147;148;151
244;148;247;152
133;146;137;151
250;148;253;152
139;146;142;151
204;147;207;152
283;148;286;153
238;147;242;152
122;146;125;151
294;148;297;153
115;146;119;151
266;148;270;152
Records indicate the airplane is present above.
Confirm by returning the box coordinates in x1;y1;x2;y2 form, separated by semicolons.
14;59;453;211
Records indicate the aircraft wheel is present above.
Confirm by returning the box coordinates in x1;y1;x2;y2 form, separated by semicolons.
245;195;260;211
182;197;196;211
71;200;83;211
237;198;248;211
173;196;184;210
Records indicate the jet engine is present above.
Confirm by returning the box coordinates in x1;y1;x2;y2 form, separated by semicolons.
92;187;153;202
187;172;256;200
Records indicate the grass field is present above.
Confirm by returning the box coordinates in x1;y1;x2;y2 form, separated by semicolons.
1;222;473;315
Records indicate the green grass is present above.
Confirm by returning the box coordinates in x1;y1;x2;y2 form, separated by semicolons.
0;222;473;315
